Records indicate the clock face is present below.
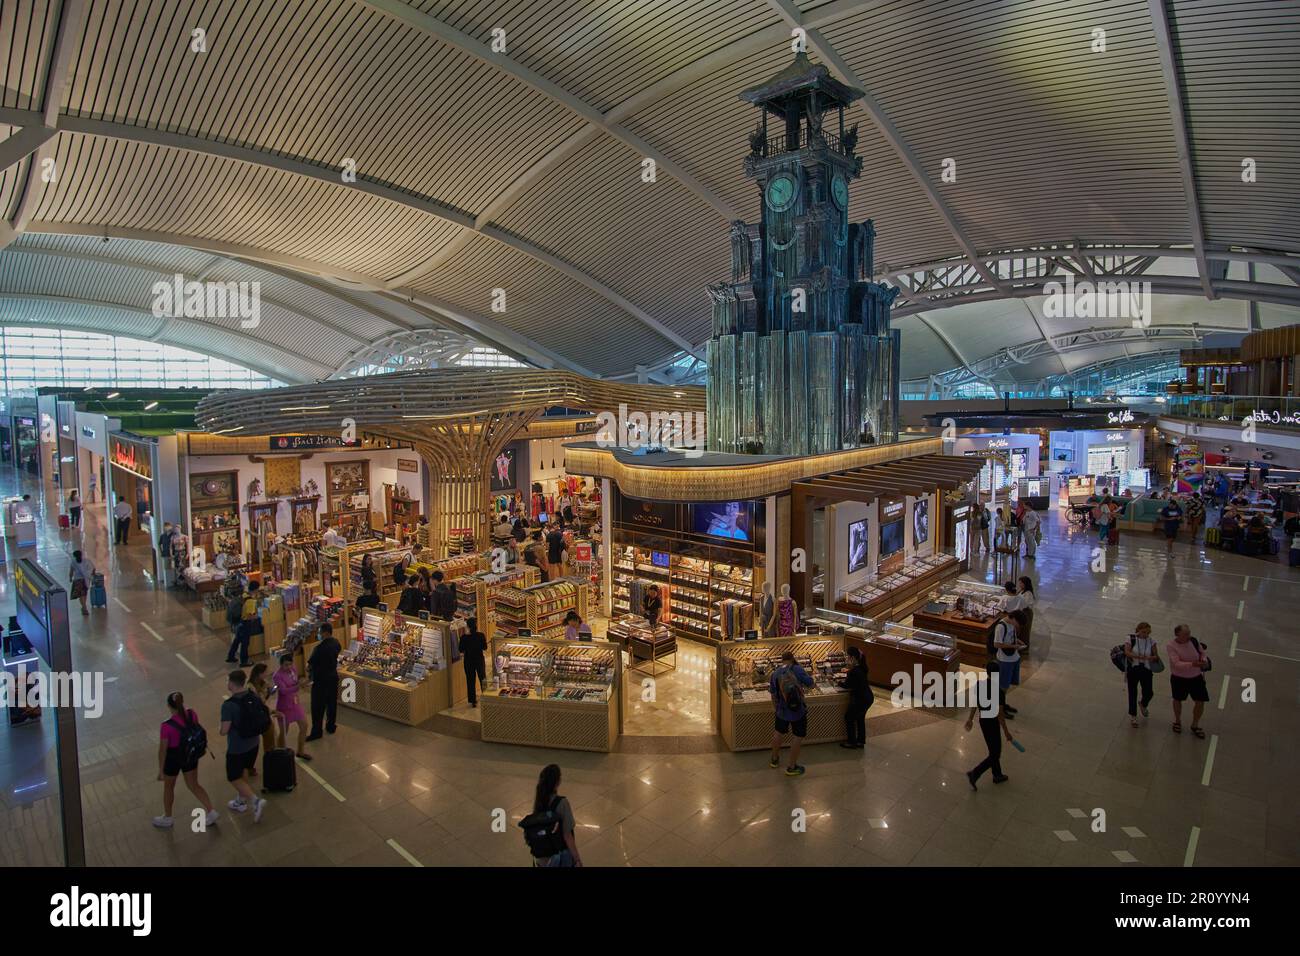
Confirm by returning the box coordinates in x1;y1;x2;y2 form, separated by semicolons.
766;173;797;212
831;173;849;210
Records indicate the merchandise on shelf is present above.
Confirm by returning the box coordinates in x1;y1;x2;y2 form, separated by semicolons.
344;609;446;683
492;579;586;640
719;637;845;702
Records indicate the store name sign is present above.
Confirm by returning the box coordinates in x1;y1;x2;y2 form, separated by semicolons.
81;426;95;439
882;501;905;518
1105;432;1127;441
1107;410;1135;424
1241;409;1300;426
985;438;1010;449
269;435;360;451
110;438;152;480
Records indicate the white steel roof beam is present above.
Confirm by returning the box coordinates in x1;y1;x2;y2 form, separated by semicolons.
1146;0;1215;300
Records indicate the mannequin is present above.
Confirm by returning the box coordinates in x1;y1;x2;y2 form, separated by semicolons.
760;581;777;637
776;583;799;637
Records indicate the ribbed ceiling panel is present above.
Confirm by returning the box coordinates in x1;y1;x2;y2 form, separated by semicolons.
493;135;726;343
0;294;160;339
0;0;56;111
410;0;779;113
33;133;460;278
824;0;1190;255
406;232;675;374
65;0;589;218
1171;0;1300;251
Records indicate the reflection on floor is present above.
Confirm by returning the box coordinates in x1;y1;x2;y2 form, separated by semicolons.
2;468;1298;867
622;637;715;736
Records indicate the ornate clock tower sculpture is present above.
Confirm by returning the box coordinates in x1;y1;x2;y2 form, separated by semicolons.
707;53;900;456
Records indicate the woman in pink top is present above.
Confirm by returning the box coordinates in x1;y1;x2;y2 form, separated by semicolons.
154;691;219;830
1165;624;1210;738
273;655;312;760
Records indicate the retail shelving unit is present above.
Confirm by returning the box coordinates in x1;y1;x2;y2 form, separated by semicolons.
480;635;622;752
613;544;756;645
492;580;588;641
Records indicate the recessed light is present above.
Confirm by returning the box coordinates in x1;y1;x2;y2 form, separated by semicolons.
144;401;159;411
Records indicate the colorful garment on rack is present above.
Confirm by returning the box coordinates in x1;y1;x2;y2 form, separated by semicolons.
777;597;797;636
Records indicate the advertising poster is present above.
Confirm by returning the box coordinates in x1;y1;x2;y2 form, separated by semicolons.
1173;442;1203;494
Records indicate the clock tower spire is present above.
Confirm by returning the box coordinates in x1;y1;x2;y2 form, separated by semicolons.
707;53;900;456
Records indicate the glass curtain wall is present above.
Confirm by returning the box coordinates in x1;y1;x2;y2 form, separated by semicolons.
0;327;280;390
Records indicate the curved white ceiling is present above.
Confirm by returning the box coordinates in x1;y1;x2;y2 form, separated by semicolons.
0;0;1297;383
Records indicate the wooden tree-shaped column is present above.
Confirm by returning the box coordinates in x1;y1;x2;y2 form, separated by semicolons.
415;409;538;556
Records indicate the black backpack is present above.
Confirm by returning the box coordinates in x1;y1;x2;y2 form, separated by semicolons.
233;691;271;738
518;796;567;858
776;666;805;712
170;711;208;765
226;594;244;627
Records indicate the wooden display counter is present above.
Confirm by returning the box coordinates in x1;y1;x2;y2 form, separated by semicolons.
480;691;618;752
909;608;996;666
718;687;847;751
479;635;622;752
337;666;447;726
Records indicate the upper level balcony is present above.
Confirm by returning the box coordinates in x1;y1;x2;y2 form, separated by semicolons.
1163;394;1300;429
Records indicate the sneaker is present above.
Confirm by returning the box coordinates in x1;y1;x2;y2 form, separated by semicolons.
784;764;806;777
204;809;220;827
966;770;978;791
839;741;857;749
151;815;173;829
224;658;238;664
304;733;323;742
227;798;248;812
768;756;780;769
253;798;267;823
992;774;1010;784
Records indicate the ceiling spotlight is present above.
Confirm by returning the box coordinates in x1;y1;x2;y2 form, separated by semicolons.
144;401;159;411
106;392;120;400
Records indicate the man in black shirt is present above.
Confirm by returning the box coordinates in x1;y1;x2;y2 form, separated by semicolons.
306;622;342;740
397;578;424;616
431;570;454;620
459;617;488;707
546;525;565;577
355;582;381;612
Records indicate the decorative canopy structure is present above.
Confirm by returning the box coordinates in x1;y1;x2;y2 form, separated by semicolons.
196;368;704;551
0;0;1297;386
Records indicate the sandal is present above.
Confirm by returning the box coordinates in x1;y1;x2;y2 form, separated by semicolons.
1130;718;1139;728
1172;722;1182;733
1191;726;1206;739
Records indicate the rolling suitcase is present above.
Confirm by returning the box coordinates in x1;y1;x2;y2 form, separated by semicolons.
261;748;296;792
90;572;107;608
1108;525;1119;545
58;514;70;529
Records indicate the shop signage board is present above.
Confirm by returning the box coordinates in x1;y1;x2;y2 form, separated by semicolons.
110;436;152;480
269;435;360;450
574;542;593;562
80;426;95;439
397;458;419;473
618;495;678;531
1107;409;1135;424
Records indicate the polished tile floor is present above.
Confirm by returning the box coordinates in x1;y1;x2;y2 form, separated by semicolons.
1;471;1297;867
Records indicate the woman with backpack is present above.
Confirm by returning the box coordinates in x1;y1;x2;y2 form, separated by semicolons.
526;764;581;867
154;691;219;830
1122;622;1160;729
